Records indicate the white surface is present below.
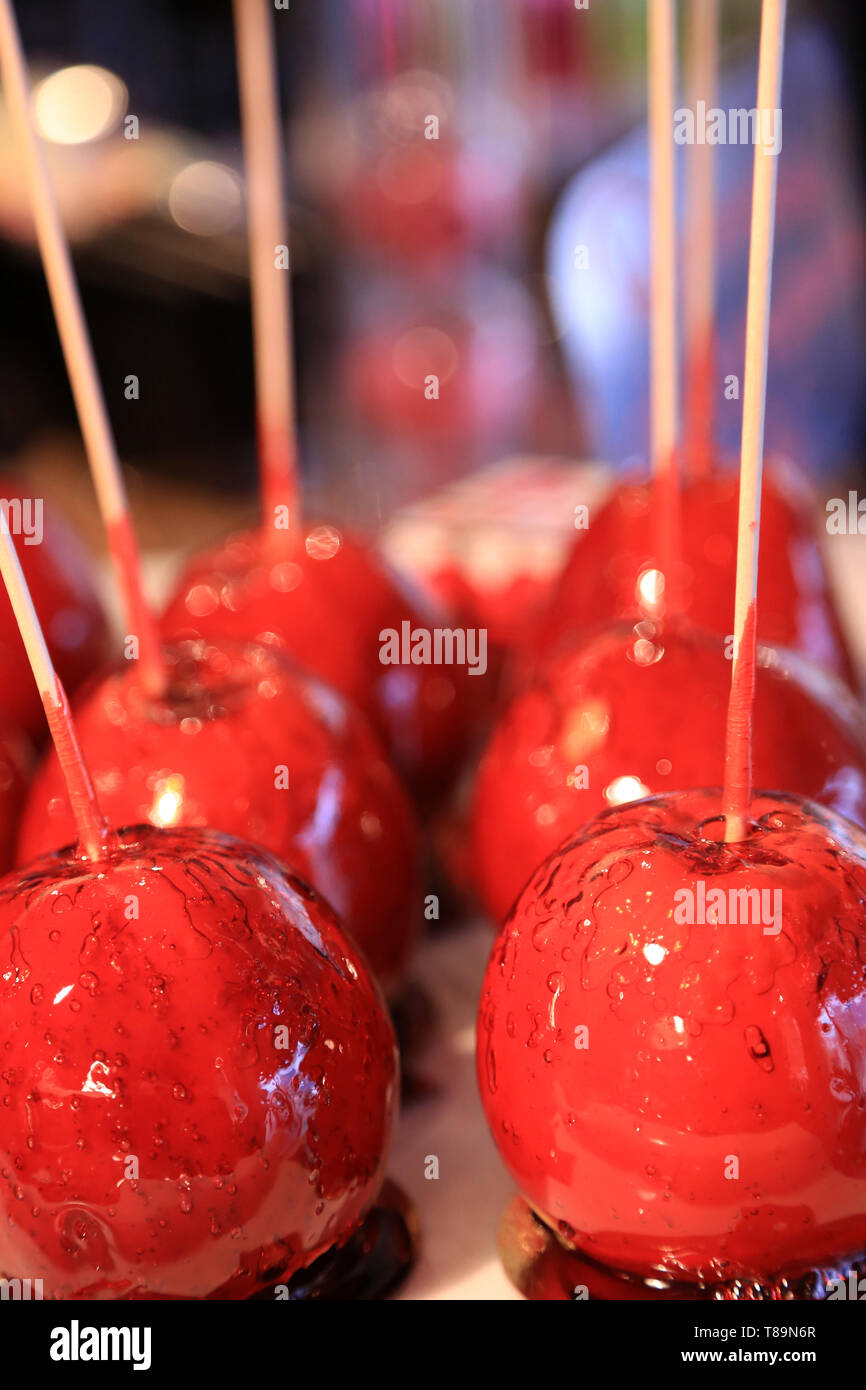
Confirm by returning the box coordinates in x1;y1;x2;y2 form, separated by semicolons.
389;921;520;1301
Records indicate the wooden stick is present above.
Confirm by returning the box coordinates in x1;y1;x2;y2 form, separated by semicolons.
648;0;678;479
233;0;300;535
648;0;680;612
684;0;719;477
0;0;166;697
723;0;786;843
0;517;113;863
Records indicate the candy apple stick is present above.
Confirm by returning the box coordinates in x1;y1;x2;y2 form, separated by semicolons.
0;517;112;862
648;0;680;604
684;0;719;476
233;0;299;534
723;0;786;842
0;0;166;696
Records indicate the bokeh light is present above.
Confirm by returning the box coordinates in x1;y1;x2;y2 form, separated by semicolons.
168;161;242;236
34;64;127;145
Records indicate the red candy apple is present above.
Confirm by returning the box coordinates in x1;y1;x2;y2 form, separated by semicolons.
305;69;526;268
478;789;866;1290
17;639;420;992
532;466;856;687
161;523;477;798
472;620;866;923
341;281;539;451
0;824;398;1300
0;475;110;738
340;141;471;268
0;714;31;872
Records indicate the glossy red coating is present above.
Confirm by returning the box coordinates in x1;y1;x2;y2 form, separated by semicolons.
0;825;398;1300
532;466;856;687
0;476;111;738
472;620;866;924
161;524;476;799
17;640;420;992
478;789;866;1286
0;716;32;873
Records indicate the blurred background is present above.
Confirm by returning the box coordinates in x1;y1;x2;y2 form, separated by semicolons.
0;0;864;567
